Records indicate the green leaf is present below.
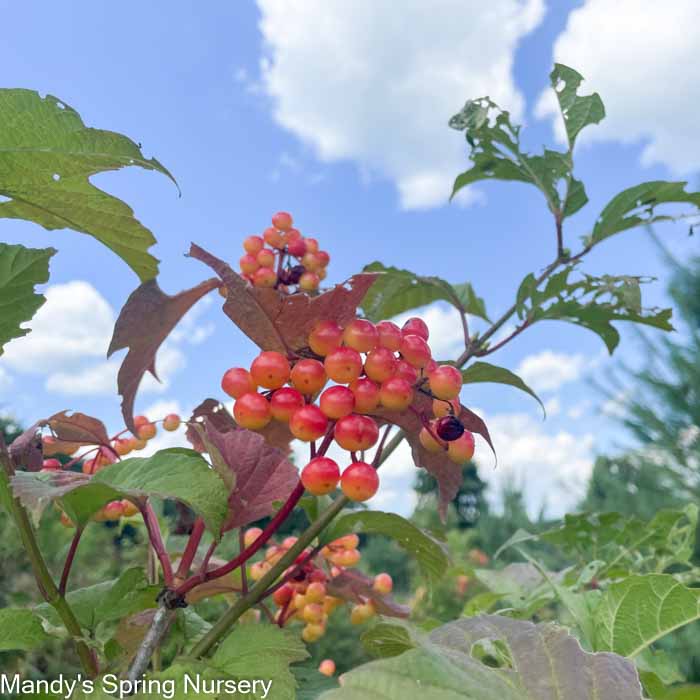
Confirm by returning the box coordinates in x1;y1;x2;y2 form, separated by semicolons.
592;181;700;245
324;511;449;586
0;243;55;355
594;574;700;657
515;265;673;353
36;580;112;631
461;361;544;416
211;624;309;699
94;567;160;624
362;620;417;658
320;615;644;699
11;448;228;535
550;63;605;148
293;667;340;699
361;262;489;324
0;89;176;280
0;608;52;650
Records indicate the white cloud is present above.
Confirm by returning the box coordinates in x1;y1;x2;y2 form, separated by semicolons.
516;350;587;393
257;0;545;209
0;366;12;393
0;280;202;398
543;396;561;417
393;303;467;360
536;1;700;175
476;411;595;517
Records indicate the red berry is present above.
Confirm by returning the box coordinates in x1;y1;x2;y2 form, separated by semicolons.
349;378;381;413
419;423;444;453
334;414;379;451
379;377;414;411
299;271;320;291
239;253;260;274
114;438;132;456
435;415;464;441
251;351;291;390
234;392;272;430
433;397;461;418
316;250;330;267
424;358;439;376
264;226;285;249
302;252;321;271
400;334;432;368
319;385;355;419
41;458;62;471
290;405;328;442
376;320;402;351
308;320;343;357
273;583;294;607
447;431;475;463
243;235;264;255
394;359;419;384
429;365;462;400
342;319;379;353
287;238;307;257
257;248;276;268
138;422;157;440
341;462;379;501
134;415;149;429
163;413;181;431
291;359;327;395
305;238;319;253
324;347;363;384
253;267;277;288
272;211;293;230
243;527;263;548
402;317;429;341
373;573;393;594
270;387;305;422
222;367;257;399
318;659;336;677
301;457;340;495
363;347;398;383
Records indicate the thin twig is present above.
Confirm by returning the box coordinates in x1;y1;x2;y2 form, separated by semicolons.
59;527;83;596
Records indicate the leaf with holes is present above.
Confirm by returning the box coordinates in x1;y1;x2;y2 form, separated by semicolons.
323;511;448;586
594;574;700;657
592;181;700;245
0;89;176;280
515;265;673;353
189;243;377;354
361;262;488;324
201;422;299;531
461;361;544;416
326;568;410;619
11;448;228;534
0;243;55;355
320;615;644;699
108;278;220;432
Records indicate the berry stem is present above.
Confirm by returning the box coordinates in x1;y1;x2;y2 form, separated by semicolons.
175;517;205;581
139;501;174;587
59;526;83;596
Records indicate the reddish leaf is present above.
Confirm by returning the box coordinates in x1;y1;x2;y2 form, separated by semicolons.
9;421;46;472
202;423;299;531
188;243;378;354
47;411;111;449
373;393;495;521
108;277;220;432
326;568;409;618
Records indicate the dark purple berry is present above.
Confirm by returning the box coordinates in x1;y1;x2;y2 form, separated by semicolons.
435;415;464;441
288;265;305;284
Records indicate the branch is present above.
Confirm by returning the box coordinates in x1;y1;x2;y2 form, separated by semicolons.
140;501;174;586
0;435;98;678
126;605;176;682
59;527;83;596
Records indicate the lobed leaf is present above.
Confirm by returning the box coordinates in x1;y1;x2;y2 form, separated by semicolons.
361;262;488;324
323;510;449;586
0;89;176;280
0;608;53;651
8;420;45;471
108;277;221;432
0;243;55;355
461;361;544;416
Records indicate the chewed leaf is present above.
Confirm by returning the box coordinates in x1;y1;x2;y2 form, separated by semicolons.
189;243;377;354
47;410;111;449
8;421;46;471
0;89;176;281
326;568;410;619
109;278;220;432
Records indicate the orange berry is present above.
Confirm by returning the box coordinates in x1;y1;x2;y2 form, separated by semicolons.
308;320;343;356
270;387;305;422
250;561;271;581
299;271;320;291
244;527;263;548
290;359;327;395
402;317;429;341
289;405;328;442
222;367;257;399
301;252;322;271
301;457;340;495
419;424;444;453
316;251;330;267
239;253;260;275
243;235;264;255
429;365;463;400
257;248;276;268
348;378;380;413
263;226;285;248
138;421;157;440
373;573;393;594
394;359;419;384
253;267;277;288
41;458;61;471
432;397;461;418
305;237;319;253
379;377;414;411
103;500;124;521
350;602;375;625
319;659;336;677
302;603;325;623
320;385;355;419
163;413;181;431
324;347;363;384
130;437;147;451
121;499;139;517
334;415;379;451
273;583;295;607
447;431;475;464
376;320;402;351
338;548;361;566
251;351;291;390
399;334;432;368
302;623;325;642
234;392;272;430
342;319;379;353
341;462;379;502
272;211;293;231
305;581;327;603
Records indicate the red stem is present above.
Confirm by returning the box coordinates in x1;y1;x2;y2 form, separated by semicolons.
238;530;249;594
59;527;83;596
175;518;205;581
140;501;174;586
176;481;306;597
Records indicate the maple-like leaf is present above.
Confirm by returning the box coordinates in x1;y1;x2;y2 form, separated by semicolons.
108;278;220;432
202;422;299;531
188;243;377;354
326;568;410;618
373;393;494;520
8;421;46;472
46;411;111;453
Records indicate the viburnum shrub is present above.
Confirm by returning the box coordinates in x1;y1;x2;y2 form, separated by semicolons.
0;64;699;697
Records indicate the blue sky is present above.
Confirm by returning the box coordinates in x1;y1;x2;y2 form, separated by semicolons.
1;1;698;517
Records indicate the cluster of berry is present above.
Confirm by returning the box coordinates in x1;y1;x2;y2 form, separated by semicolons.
238;212;330;292
244;529;389;644
222;316;475;503
43;413;182;526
